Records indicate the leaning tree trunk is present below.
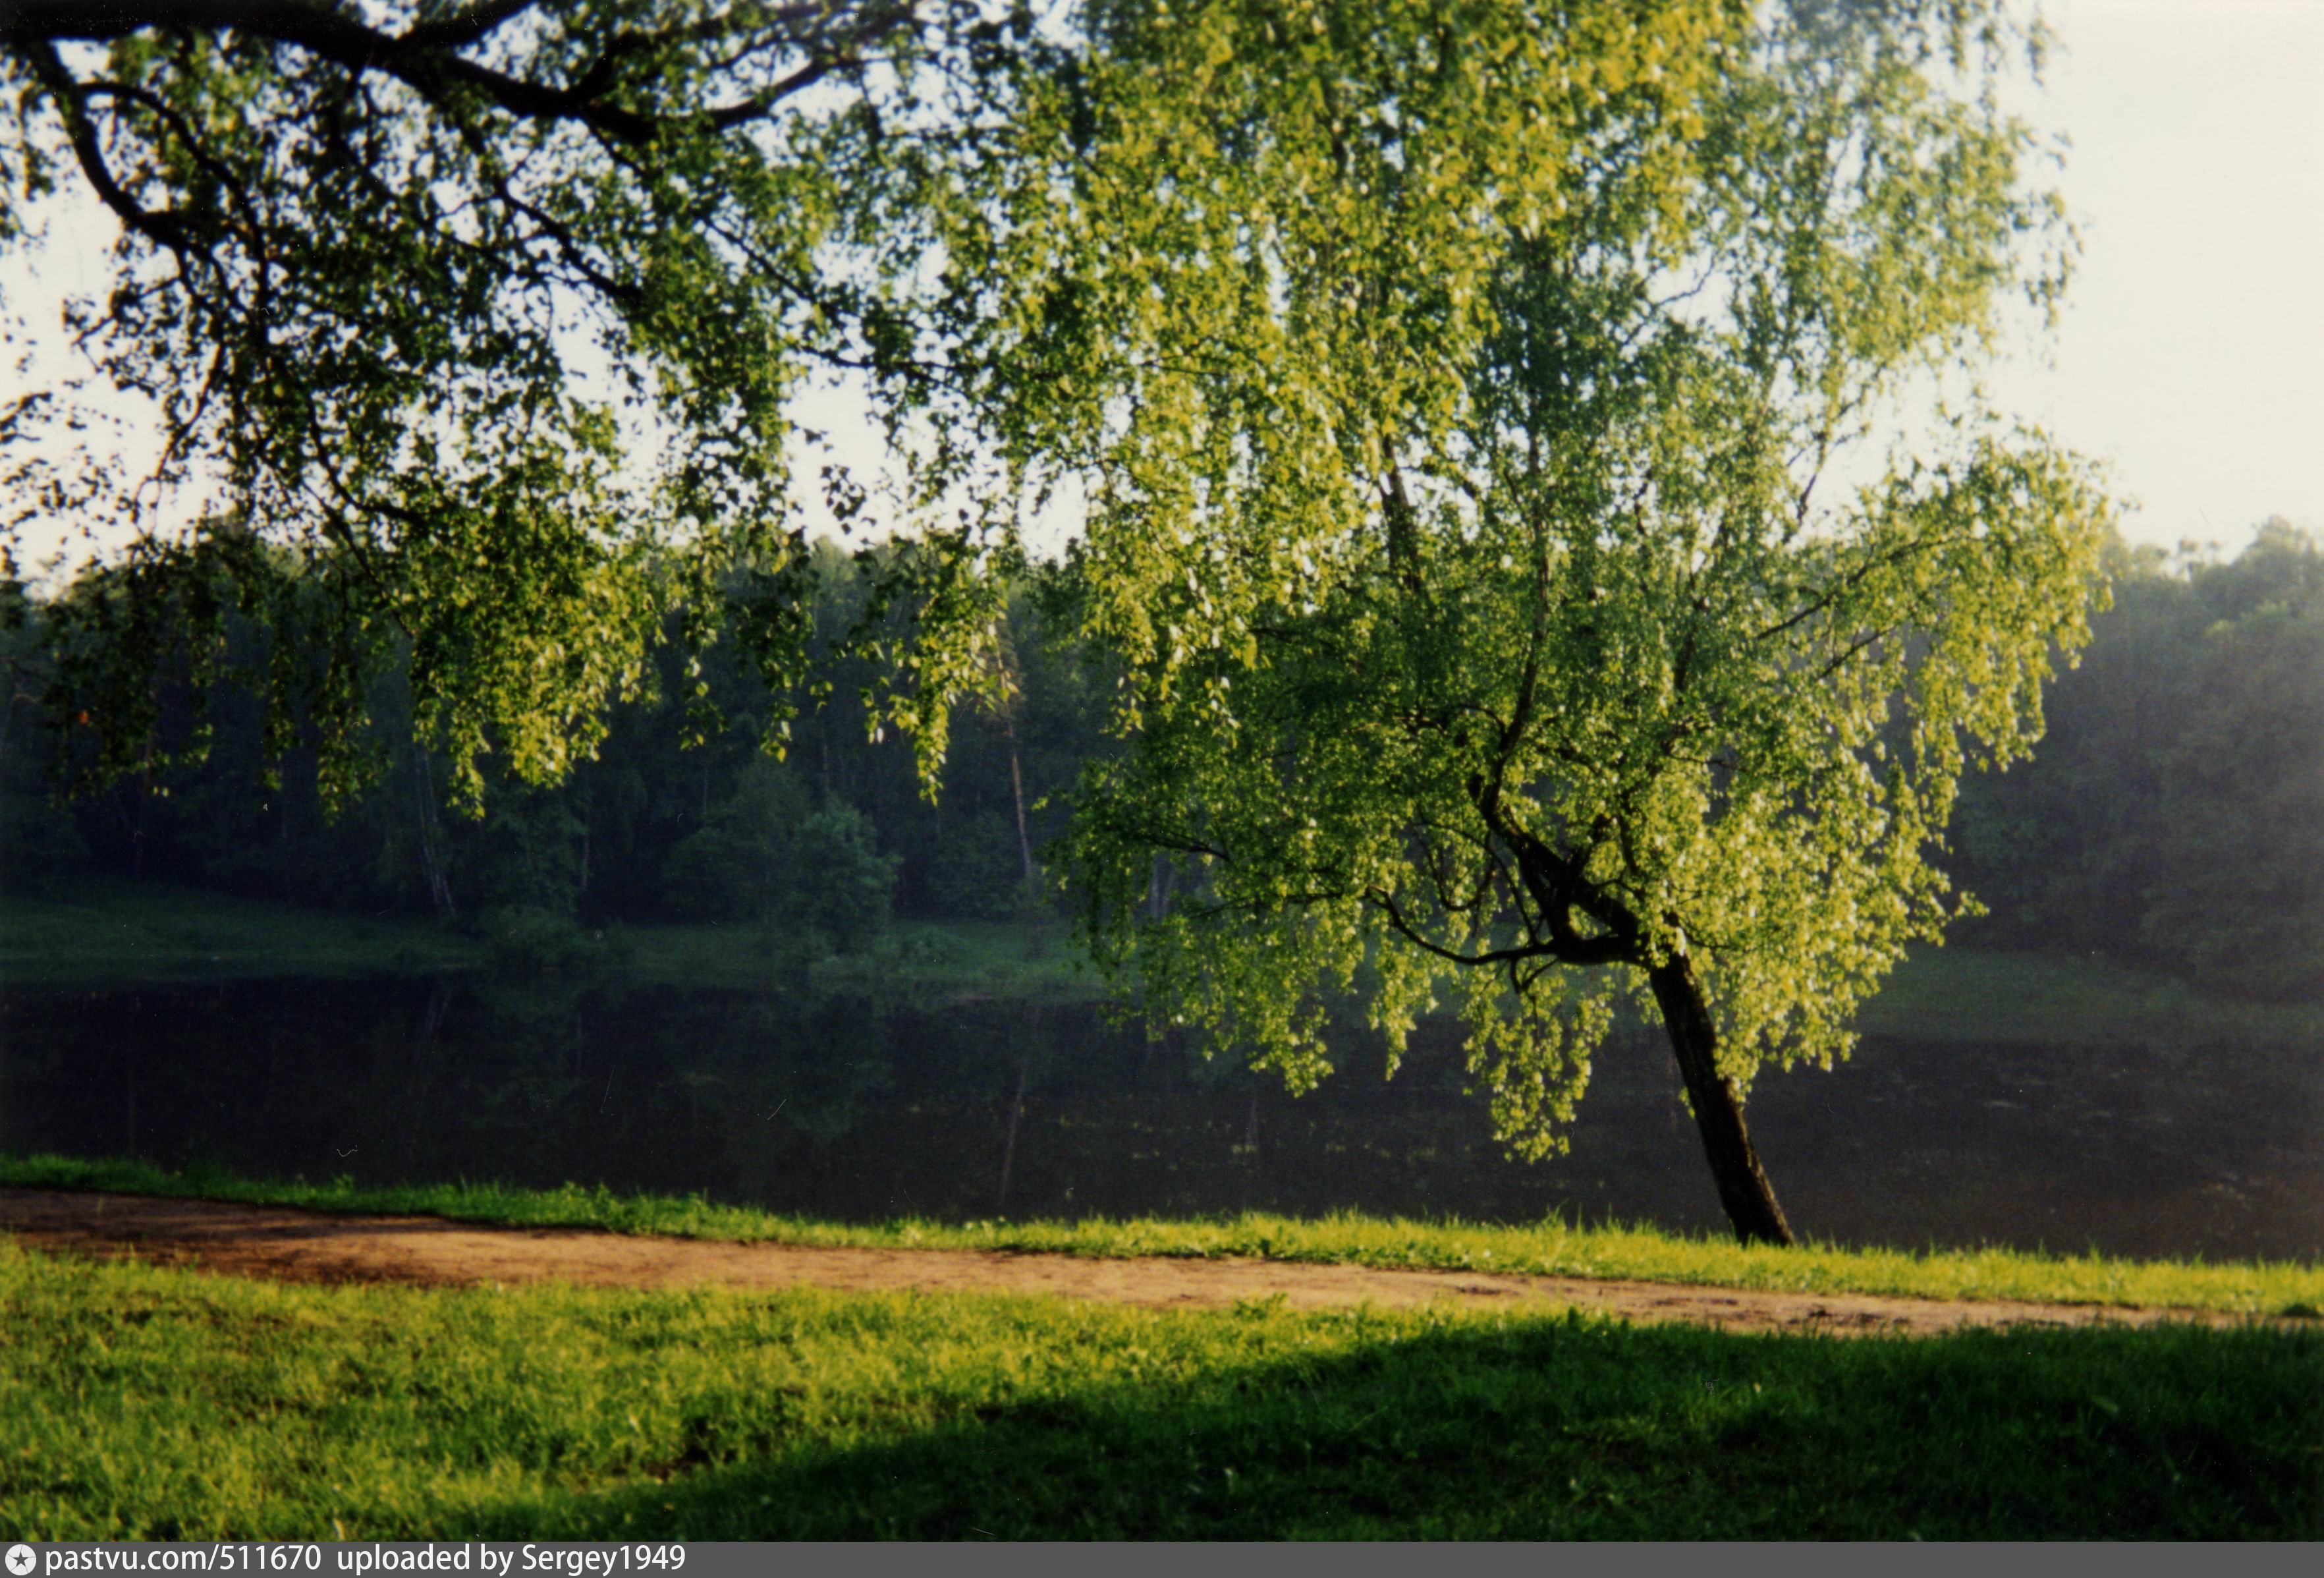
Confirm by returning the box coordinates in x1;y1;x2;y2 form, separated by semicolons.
1646;951;1796;1247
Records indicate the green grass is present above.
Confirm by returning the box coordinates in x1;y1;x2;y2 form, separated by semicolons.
1;1243;2314;1538
0;881;1095;997
0;881;487;984
1866;944;2324;1049
10;1154;2321;1319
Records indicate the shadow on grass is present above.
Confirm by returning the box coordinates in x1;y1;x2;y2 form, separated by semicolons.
481;1315;2323;1540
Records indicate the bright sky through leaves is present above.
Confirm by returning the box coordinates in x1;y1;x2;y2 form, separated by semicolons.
2;0;2316;569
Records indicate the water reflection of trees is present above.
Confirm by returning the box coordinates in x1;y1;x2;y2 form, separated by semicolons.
5;976;2319;1258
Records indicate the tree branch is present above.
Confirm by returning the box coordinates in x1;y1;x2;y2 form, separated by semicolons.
5;0;910;148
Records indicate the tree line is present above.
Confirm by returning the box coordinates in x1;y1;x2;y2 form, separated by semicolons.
4;519;2317;998
1949;519;2324;1002
1;540;1099;955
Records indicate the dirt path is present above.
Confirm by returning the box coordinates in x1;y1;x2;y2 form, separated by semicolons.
0;1188;2252;1337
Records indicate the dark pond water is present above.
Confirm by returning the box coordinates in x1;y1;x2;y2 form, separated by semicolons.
3;975;2319;1261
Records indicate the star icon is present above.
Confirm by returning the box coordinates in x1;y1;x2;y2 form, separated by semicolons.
7;1544;37;1576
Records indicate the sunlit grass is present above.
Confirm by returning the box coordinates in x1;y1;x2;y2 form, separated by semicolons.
1;1243;2313;1539
9;1153;2319;1319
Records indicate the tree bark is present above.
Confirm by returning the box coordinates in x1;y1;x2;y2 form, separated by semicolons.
412;745;456;920
1646;951;1796;1247
1004;710;1038;899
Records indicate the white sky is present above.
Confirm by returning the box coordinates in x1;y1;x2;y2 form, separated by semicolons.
3;0;2317;568
1981;0;2324;551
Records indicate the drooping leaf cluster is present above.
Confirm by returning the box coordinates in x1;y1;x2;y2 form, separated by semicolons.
0;0;1036;806
1;539;1105;947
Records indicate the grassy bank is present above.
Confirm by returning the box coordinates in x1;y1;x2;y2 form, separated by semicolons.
11;881;2324;1044
2;1243;2314;1539
1864;944;2324;1050
0;882;1093;998
9;1154;2320;1318
615;913;1092;998
0;882;486;984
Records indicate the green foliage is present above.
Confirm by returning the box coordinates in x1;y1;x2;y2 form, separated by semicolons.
949;0;2117;1156
10;512;2316;1010
658;756;900;953
2;1245;2317;1537
659;757;816;922
1952;521;2324;999
926;808;1030;919
0;541;1100;930
0;574;90;895
470;790;588;917
790;801;904;954
7;2;2304;1073
0;1;989;806
0;785;85;896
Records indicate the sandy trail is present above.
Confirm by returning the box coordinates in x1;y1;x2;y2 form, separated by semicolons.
0;1188;2256;1337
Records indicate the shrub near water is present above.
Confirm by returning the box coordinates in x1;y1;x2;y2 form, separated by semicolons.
1;1245;2315;1540
478;909;618;974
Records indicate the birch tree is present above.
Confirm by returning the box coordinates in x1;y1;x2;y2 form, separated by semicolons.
949;0;2113;1243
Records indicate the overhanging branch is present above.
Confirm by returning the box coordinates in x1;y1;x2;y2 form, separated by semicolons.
5;0;913;148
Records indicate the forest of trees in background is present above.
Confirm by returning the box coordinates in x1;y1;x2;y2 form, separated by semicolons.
0;539;1103;957
3;522;2319;1000
1949;519;2324;1000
